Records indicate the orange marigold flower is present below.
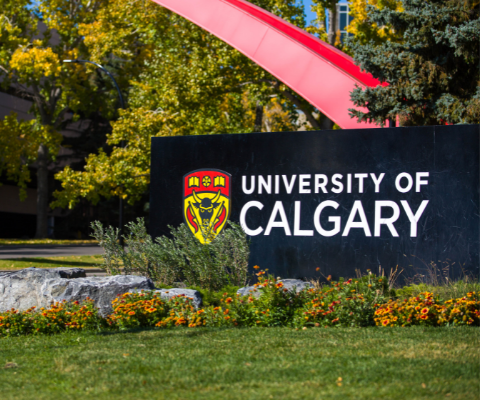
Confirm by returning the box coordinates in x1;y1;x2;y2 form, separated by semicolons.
128;311;135;315
332;318;339;323
148;308;157;313
327;275;332;281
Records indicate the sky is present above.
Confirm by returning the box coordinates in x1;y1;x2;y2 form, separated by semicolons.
303;0;348;27
303;0;317;25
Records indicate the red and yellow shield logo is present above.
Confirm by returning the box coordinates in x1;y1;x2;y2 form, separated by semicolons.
183;169;231;244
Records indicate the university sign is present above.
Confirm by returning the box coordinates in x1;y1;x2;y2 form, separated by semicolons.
150;125;479;279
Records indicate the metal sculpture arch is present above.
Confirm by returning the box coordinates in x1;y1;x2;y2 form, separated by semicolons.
150;0;382;129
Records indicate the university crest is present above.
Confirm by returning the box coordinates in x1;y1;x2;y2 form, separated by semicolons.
183;169;231;244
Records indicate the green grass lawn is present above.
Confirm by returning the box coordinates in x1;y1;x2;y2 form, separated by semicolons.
0;327;477;400
0;239;98;245
0;255;105;270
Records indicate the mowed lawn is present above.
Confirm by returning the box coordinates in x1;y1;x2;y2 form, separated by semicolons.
0;255;104;270
0;327;478;400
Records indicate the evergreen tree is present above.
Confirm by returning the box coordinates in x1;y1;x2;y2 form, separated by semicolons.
349;0;480;126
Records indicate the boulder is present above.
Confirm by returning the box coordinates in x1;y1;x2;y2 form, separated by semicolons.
54;275;155;316
0;268;154;316
131;288;202;309
237;279;312;298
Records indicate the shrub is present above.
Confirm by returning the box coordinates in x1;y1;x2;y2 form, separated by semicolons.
191;285;240;307
200;268;389;328
374;291;480;327
0;298;104;337
156;295;207;328
166;222;249;291
292;272;390;328
109;291;170;329
230;268;309;327
91;218;250;291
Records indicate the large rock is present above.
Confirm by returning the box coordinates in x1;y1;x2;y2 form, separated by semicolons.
237;279;312;298
0;268;154;316
130;288;202;309
54;275;155;316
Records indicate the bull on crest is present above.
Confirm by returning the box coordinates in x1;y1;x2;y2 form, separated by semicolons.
183;169;231;244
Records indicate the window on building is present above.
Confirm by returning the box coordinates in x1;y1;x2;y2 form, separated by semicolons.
337;3;354;42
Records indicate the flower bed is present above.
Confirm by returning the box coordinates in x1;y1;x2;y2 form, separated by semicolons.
1;269;478;337
374;291;479;327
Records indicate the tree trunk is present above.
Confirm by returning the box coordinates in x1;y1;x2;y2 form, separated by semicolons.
320;116;335;130
254;102;263;132
327;7;337;46
35;143;49;239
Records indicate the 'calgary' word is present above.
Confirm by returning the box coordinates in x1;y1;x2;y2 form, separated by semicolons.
240;200;429;238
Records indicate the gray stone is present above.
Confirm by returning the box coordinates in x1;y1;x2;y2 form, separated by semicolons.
130;288;202;309
237;279;312;298
53;268;87;279
0;268;70;312
0;267;154;316
54;275;155;316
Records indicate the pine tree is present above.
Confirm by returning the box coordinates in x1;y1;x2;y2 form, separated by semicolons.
349;0;480;126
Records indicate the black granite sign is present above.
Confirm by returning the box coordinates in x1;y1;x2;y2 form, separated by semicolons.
150;125;479;280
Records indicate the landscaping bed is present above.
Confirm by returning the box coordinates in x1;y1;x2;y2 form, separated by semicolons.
1;270;477;337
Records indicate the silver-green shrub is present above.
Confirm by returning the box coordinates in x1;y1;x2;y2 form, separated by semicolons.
91;218;249;291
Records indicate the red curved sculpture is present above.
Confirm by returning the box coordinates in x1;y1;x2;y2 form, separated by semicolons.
150;0;383;129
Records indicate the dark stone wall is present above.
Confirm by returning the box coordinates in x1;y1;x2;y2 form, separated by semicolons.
151;125;479;281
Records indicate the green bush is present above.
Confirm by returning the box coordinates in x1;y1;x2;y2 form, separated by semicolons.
293;273;390;328
0;299;105;337
91;218;250;291
191;285;240;307
394;279;480;301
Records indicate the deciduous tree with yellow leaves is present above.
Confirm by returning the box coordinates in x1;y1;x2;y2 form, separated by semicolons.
0;0;117;237
52;0;314;210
